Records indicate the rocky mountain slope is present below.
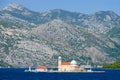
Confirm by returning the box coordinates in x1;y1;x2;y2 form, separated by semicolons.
0;3;120;67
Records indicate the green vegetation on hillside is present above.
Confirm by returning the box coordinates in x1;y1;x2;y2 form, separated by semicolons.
103;60;120;68
108;27;120;38
0;60;13;68
0;21;22;28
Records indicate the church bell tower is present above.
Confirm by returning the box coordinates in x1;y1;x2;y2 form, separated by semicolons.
58;56;62;71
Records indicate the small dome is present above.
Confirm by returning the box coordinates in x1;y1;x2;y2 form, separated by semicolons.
71;60;77;65
58;56;61;59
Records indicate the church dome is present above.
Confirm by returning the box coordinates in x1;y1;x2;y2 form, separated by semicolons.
71;60;77;65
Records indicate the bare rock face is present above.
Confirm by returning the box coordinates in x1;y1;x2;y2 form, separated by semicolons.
0;3;120;67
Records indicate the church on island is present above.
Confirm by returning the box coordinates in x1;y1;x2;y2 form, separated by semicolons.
58;56;85;72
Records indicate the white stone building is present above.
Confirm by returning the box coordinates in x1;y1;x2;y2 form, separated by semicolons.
58;56;85;72
36;66;47;72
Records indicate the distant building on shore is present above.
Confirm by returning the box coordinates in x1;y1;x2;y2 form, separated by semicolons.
36;66;47;72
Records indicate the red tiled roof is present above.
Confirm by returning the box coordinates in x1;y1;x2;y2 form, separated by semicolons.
38;66;47;69
61;62;71;65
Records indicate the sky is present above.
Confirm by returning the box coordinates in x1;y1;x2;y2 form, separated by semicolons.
0;0;120;15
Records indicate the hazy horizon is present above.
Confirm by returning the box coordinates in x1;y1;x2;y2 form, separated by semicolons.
0;0;120;15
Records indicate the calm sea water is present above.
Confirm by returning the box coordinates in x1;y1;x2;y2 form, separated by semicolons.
0;68;120;80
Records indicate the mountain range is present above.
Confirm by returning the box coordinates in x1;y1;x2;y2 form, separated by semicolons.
0;3;120;67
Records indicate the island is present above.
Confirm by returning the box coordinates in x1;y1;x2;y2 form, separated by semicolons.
25;56;105;73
